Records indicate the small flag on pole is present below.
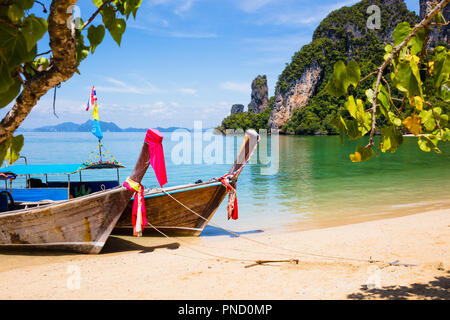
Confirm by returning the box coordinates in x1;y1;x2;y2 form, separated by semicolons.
92;104;99;121
86;86;97;111
85;86;103;140
91;119;103;140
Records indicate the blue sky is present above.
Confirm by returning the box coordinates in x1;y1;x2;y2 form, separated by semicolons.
6;0;420;129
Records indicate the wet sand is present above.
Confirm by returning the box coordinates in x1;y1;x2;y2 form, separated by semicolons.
0;208;448;300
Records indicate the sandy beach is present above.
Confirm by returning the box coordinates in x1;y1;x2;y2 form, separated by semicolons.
0;208;448;300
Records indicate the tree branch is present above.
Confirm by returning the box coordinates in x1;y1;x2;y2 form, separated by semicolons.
366;0;450;147
426;101;444;136
80;0;114;31
0;0;79;145
36;50;52;57
359;71;377;84
35;1;48;13
381;75;403;118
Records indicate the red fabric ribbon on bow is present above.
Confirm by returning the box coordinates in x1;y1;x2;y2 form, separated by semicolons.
145;129;167;187
219;176;238;220
122;129;168;236
123;178;146;236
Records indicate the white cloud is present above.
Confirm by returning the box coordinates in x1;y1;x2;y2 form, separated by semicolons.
243;34;311;52
32;98;86;115
128;23;217;38
96;77;164;95
220;81;250;94
178;88;197;95
236;0;275;12
174;0;194;15
168;31;217;38
147;0;195;16
252;0;360;26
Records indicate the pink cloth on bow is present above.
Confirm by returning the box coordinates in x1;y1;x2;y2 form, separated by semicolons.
145;129;168;187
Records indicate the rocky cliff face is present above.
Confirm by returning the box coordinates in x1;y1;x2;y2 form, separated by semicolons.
230;104;244;114
248;75;269;114
420;0;449;47
268;62;322;129
269;0;419;130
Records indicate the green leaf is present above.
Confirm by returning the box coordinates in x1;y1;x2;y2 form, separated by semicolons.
419;109;435;131
32;57;49;70
384;44;392;61
15;0;34;10
349;145;373;162
409;28;425;56
331;116;347;145
377;86;390;117
345;95;357;119
380;126;403;153
441;128;450;141
0;21;36;70
0;79;20;109
75;32;90;64
131;0;142;19
440;81;450;101
418;135;440;153
345;95;368;128
0;141;8;165
21;15;48;52
346;119;366;140
393;22;411;47
107;18;126;46
432;47;450;98
4;135;24;164
87;25;105;54
440;114;448;128
92;0;105;8
393;59;422;98
365;88;374;104
101;5;116;26
0;61;15;94
325;60;360;97
388;111;402;126
7;4;25;23
346;60;360;88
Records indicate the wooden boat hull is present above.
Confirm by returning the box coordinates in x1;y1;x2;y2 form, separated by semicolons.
115;181;228;236
0;130;153;254
0;187;132;254
115;129;260;237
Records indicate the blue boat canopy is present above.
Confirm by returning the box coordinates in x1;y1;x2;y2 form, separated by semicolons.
0;163;125;176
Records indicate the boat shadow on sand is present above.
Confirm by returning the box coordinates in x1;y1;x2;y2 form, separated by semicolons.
102;236;181;254
0;237;181;256
0;227;264;256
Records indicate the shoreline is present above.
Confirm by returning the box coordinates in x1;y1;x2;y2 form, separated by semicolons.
0;207;448;299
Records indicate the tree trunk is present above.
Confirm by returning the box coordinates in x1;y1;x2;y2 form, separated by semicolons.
0;0;79;145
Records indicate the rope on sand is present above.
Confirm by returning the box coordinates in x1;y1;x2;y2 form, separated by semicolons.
158;188;418;268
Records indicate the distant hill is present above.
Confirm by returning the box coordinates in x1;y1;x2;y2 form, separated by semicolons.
32;120;189;132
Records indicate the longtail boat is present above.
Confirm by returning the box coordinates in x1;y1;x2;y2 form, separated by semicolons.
0;130;155;254
114;129;260;236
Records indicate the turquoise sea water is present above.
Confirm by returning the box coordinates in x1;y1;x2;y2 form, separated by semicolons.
9;132;450;233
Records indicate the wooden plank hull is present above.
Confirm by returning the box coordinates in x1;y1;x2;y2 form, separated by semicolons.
0;130;153;254
0;187;133;254
115;181;228;236
115;129;261;237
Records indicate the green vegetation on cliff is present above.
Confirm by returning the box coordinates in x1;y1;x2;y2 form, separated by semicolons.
216;107;271;132
217;0;434;134
280;0;419;134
